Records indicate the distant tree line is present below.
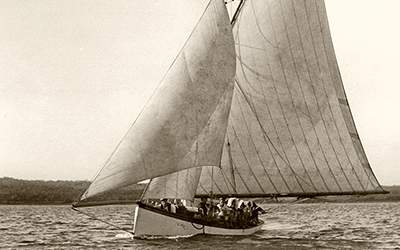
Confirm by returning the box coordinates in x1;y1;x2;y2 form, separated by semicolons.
1;177;399;205
0;177;145;205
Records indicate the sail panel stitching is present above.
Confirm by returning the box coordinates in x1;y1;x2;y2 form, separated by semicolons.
235;1;304;193
232;91;280;194
231;158;252;195
219;158;238;195
232;11;286;194
311;0;381;191
234;11;294;193
232;7;290;194
260;0;310;193
315;0;383;191
232;94;268;194
233;78;293;194
310;0;365;191
274;0;322;192
299;0;351;192
227;120;254;194
234;16;312;193
283;0;333;192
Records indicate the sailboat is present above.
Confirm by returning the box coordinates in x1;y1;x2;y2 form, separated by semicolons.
73;0;387;237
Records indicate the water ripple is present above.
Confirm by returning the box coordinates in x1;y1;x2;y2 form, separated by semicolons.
1;203;400;249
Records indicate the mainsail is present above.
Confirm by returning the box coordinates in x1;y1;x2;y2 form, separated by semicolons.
81;0;236;200
143;0;386;201
195;0;386;197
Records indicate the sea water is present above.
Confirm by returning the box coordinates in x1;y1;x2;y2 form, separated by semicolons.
1;203;399;249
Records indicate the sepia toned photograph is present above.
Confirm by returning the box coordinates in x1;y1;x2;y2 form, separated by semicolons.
1;0;399;249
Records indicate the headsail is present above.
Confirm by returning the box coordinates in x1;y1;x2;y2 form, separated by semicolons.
142;81;235;200
80;0;236;200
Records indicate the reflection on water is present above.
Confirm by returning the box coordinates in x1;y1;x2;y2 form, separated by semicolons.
1;203;400;249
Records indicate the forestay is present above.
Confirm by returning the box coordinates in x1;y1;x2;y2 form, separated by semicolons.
81;0;236;200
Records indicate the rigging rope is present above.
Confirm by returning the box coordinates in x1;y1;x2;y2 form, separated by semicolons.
191;221;205;231
190;215;206;233
259;197;311;213
71;206;135;236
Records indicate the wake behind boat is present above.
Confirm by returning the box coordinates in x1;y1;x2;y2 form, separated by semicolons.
73;0;387;238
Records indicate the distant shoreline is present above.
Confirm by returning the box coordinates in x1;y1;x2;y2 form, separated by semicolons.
1;177;399;205
0;177;144;205
2;200;400;206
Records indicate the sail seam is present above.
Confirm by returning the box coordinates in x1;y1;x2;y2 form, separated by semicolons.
234;11;294;194
231;159;252;195
226;120;254;194
197;181;209;196
310;0;365;192
283;0;333;193
236;12;290;192
264;0;322;192
232;63;287;192
231;5;287;195
235;23;316;193
312;0;361;191
260;0;309;193
314;0;379;191
230;101;268;194
275;0;324;193
232;80;293;194
300;0;352;193
235;2;300;194
231;94;280;194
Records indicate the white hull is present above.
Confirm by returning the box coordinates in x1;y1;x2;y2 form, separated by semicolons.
133;204;264;237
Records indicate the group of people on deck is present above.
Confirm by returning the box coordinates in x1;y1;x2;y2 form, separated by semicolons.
148;196;264;229
159;198;188;214
196;197;264;228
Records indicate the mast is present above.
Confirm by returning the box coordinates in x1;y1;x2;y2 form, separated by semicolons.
230;0;245;25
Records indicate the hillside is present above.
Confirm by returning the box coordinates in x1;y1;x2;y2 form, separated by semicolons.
0;177;145;205
0;177;399;205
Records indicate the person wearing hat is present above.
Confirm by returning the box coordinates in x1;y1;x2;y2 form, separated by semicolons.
160;198;171;212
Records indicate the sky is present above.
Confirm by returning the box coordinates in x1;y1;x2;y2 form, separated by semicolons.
0;0;399;185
